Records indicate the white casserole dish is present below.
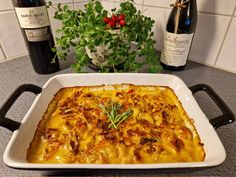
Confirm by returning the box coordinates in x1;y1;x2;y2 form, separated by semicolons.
0;73;234;170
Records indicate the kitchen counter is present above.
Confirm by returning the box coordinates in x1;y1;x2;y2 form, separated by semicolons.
0;56;236;177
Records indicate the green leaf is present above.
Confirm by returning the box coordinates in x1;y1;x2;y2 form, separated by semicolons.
51;47;57;52
63;5;69;11
148;64;163;73
48;1;52;6
95;1;103;13
57;3;62;11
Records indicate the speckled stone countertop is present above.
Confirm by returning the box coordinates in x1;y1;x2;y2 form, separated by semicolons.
0;56;236;177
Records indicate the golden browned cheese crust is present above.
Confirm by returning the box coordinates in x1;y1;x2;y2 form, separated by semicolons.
27;84;205;164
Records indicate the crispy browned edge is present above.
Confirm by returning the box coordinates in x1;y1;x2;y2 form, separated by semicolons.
26;84;206;162
167;86;206;161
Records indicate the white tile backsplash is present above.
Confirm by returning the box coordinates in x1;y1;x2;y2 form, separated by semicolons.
45;0;73;4
197;0;235;15
0;0;14;11
0;0;236;74
74;2;88;10
144;0;236;15
101;1;115;13
143;0;173;8
216;18;236;73
143;6;171;51
0;11;28;58
133;0;143;5
189;14;231;66
74;0;89;2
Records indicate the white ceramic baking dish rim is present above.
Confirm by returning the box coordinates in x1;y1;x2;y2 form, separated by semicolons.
2;73;227;169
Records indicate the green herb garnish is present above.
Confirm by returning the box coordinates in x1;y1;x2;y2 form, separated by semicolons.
99;102;133;129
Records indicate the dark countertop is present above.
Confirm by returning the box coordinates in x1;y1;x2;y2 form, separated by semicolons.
0;56;236;177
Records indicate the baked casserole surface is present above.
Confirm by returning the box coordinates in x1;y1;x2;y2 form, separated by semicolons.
27;84;205;164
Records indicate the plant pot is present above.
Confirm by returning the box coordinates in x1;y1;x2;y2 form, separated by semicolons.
85;30;125;71
85;44;112;67
88;61;125;72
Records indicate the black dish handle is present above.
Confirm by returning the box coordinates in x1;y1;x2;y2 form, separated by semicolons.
189;84;235;129
0;84;42;132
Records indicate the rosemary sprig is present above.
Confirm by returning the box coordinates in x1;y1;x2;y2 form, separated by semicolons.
99;102;133;129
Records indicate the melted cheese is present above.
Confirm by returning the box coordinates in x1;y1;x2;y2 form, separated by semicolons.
27;84;205;164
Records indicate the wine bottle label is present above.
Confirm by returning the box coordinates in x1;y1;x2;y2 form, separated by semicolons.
24;27;50;42
161;31;194;67
15;6;50;28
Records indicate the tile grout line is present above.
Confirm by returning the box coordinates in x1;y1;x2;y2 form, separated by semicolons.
214;5;236;67
141;0;144;13
0;41;7;60
0;53;28;63
72;0;75;10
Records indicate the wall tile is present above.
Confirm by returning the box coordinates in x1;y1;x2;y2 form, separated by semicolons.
143;6;170;51
74;2;88;10
100;0;143;11
0;47;5;61
101;1;115;13
197;0;235;15
74;0;89;2
143;0;236;15
133;0;143;5
143;0;175;8
0;0;14;11
115;1;121;9
119;0;143;6
134;4;143;12
216;18;236;73
0;11;28;58
189;14;231;66
45;0;73;5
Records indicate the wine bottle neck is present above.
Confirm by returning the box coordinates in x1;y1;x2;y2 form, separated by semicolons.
170;0;197;34
172;0;191;9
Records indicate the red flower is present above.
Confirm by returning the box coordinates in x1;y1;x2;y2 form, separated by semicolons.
103;17;111;24
118;14;125;21
112;14;117;22
108;20;116;28
119;20;126;26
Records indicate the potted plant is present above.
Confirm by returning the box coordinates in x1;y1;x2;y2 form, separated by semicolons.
48;0;162;72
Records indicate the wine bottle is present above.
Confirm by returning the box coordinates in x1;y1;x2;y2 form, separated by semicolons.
12;0;59;74
160;0;197;71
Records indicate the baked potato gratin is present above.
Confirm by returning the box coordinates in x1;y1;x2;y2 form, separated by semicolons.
27;84;205;164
